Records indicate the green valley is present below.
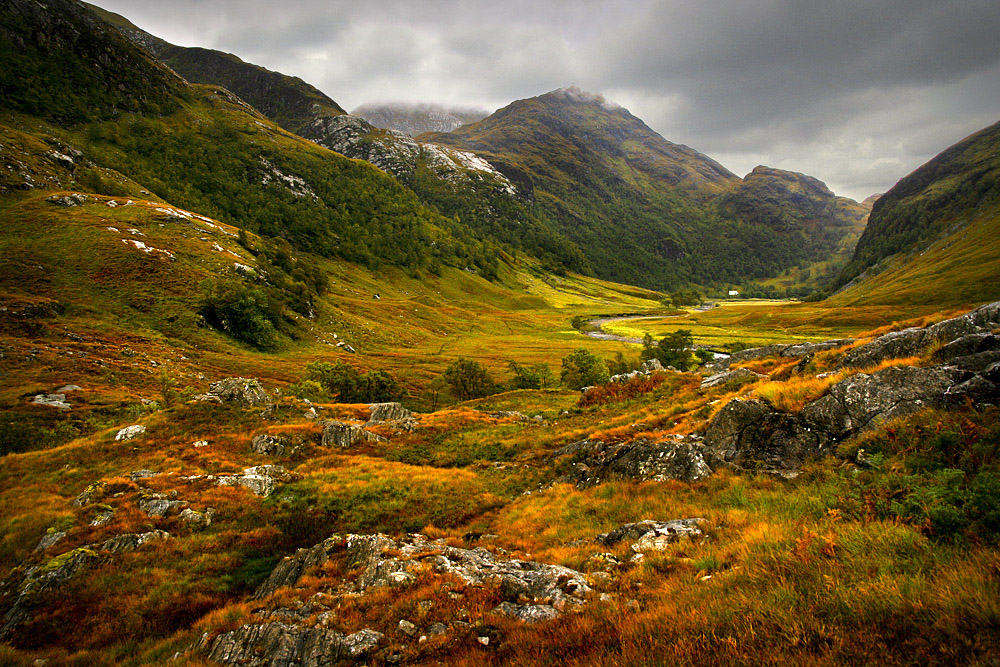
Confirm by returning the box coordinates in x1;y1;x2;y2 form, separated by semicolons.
2;1;1000;667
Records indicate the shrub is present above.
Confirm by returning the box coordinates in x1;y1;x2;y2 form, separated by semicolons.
561;348;610;390
199;279;280;350
444;358;497;401
507;361;555;390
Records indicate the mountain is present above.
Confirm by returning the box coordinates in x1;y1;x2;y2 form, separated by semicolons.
87;2;868;293
352;102;490;136
835;119;1000;294
424;87;867;290
828;119;1000;307
83;3;347;134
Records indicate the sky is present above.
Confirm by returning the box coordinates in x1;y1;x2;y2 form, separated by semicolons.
93;0;1000;202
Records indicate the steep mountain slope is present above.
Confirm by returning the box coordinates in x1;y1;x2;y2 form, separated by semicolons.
86;4;589;276
425;87;867;290
353;102;489;136
835;119;1000;293
3;0;511;282
717;166;870;292
83;3;347;133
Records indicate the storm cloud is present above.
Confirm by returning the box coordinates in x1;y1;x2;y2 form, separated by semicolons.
93;0;1000;200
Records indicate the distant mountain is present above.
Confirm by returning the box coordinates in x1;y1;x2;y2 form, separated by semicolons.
82;2;871;292
353;102;489;136
716;166;868;265
2;0;507;281
425;87;866;289
830;119;1000;306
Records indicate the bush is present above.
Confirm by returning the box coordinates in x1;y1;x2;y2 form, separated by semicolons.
444;358;497;401
561;348;610;390
199;279;280;350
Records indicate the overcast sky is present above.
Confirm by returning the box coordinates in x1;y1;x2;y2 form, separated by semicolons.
94;0;1000;201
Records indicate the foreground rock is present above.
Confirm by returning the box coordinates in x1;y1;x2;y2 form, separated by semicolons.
1;531;170;639
555;437;712;487
201;532;592;666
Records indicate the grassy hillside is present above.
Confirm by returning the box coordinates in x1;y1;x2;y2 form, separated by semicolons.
835;118;1000;291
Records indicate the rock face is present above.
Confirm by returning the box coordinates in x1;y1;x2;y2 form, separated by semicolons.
203;623;384;667
197;378;270;406
216;465;293;497
202;531;591;666
555;437;712;488
320;421;383;449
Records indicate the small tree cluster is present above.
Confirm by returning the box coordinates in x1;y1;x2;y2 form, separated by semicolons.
294;360;402;403
444;358;497;401
507;361;556;390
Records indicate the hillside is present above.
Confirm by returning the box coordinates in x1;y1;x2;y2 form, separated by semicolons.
353;102;490;136
4;2;1000;666
835;118;1000;293
87;1;869;293
425;87;868;290
83;3;348;133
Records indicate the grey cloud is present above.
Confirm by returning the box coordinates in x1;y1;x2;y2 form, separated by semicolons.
91;0;1000;199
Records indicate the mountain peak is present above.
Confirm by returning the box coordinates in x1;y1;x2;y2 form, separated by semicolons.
548;86;623;111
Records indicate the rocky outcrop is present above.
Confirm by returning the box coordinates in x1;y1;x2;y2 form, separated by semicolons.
1;531;170;639
368;402;411;423
115;424;146;441
320;421;383;449
707;339;855;374
216;465;293;497
31;393;71;409
203;622;384;667
100;530;170;554
251;433;293;457
840;301;1000;370
702;399;824;474
254;536;340;600
345;533;590;606
596;519;706;552
202;531;591;665
196;378;270;406
555;437;712;488
701;368;767;389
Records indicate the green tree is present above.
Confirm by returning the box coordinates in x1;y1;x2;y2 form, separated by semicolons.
199;279;280;350
560;348;610;390
656;330;696;370
444;358;496;401
507;361;556;390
